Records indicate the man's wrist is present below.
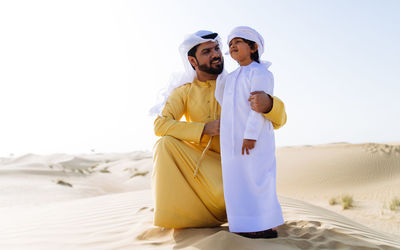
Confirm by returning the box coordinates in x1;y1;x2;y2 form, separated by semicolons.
263;94;274;114
201;123;206;138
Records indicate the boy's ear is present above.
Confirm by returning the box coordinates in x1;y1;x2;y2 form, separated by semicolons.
188;56;198;68
251;43;258;53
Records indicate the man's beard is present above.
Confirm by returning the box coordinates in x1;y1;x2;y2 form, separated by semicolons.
197;58;224;75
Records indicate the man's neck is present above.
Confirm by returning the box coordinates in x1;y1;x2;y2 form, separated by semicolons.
196;72;218;82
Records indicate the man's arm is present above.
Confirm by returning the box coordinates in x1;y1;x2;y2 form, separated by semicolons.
249;92;287;130
154;85;205;143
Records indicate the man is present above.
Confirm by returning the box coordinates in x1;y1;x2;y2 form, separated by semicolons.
151;30;286;229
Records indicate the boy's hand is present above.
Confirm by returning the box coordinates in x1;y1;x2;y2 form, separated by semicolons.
242;139;256;155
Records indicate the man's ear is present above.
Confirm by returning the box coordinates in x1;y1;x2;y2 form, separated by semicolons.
188;56;198;69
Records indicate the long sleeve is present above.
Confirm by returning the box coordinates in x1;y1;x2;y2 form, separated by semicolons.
263;96;287;130
244;69;274;140
153;85;205;143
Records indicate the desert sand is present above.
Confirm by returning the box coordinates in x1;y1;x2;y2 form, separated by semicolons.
1;143;399;249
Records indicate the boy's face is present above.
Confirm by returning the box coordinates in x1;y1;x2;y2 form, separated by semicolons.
229;37;256;64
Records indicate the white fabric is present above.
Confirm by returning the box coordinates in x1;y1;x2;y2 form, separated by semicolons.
217;61;284;232
149;30;225;116
227;26;265;56
215;61;271;105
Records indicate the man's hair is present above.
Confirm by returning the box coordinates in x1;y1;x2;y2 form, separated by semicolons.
187;45;200;58
187;33;218;69
242;38;260;63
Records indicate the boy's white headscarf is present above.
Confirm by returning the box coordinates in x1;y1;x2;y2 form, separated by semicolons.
227;26;265;57
227;26;272;69
149;30;225;116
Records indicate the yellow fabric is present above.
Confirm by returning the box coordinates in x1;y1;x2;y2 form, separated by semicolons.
152;78;287;228
265;96;287;130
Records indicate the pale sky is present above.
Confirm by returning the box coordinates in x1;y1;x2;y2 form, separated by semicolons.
0;0;399;157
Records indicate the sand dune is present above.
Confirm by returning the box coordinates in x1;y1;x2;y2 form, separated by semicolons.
1;191;399;249
276;143;400;236
1;143;399;249
277;143;400;195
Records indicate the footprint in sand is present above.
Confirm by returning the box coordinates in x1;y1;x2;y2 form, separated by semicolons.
136;206;155;213
135;227;173;241
277;221;394;250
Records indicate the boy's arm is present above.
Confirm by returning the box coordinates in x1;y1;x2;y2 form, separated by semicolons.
244;70;274;140
215;74;226;105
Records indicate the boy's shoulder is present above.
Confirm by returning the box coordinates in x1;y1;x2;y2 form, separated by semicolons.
251;61;271;71
227;66;241;76
226;67;242;82
226;62;273;79
250;62;273;79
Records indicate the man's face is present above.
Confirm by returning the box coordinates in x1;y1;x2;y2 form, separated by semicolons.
190;41;224;75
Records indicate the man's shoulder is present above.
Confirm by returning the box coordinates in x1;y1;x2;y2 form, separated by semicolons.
169;82;193;98
174;82;192;91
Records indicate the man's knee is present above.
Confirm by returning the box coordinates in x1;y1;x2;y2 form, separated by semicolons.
154;136;180;153
157;135;178;146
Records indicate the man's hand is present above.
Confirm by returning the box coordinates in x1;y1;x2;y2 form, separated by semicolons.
242;139;256;155
248;91;273;113
203;120;220;136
